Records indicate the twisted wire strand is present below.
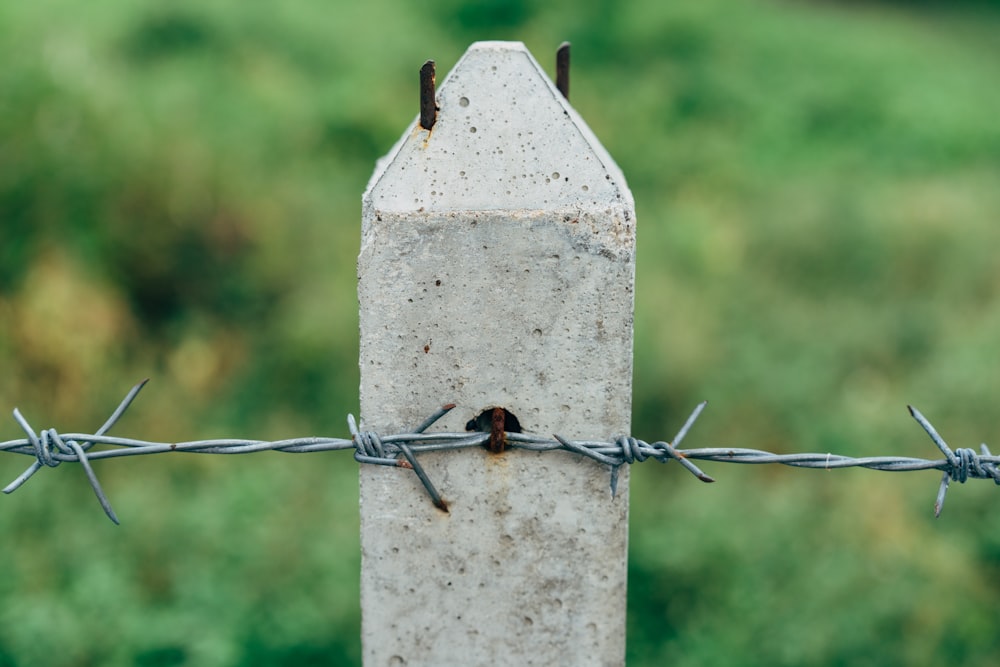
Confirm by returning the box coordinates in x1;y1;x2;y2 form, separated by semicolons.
3;381;999;524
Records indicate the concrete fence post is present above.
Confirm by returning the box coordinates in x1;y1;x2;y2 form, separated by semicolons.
358;41;636;666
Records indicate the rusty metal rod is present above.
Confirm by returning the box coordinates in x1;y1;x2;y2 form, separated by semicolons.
420;59;437;130
556;42;570;100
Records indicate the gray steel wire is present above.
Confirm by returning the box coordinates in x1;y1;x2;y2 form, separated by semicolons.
2;380;998;524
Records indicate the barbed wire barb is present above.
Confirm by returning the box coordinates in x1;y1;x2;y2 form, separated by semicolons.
4;381;1000;523
908;405;1000;517
3;379;149;524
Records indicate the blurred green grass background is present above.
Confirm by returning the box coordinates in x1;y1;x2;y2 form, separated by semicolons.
2;0;1000;665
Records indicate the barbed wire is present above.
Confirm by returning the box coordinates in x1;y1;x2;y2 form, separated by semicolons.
2;380;998;524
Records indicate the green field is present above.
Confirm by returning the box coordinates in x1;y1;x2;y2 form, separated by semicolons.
2;1;1000;664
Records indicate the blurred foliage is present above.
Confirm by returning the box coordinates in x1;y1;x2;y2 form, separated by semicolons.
1;0;1000;665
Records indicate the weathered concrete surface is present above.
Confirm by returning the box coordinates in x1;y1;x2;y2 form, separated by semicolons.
358;42;635;667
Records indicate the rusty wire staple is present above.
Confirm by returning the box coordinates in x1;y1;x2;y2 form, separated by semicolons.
3;381;1000;524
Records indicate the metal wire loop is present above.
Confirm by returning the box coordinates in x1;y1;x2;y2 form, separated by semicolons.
349;418;387;461
616;435;646;465
953;448;979;483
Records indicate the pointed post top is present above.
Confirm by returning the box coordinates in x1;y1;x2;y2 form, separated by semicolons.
364;41;631;216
